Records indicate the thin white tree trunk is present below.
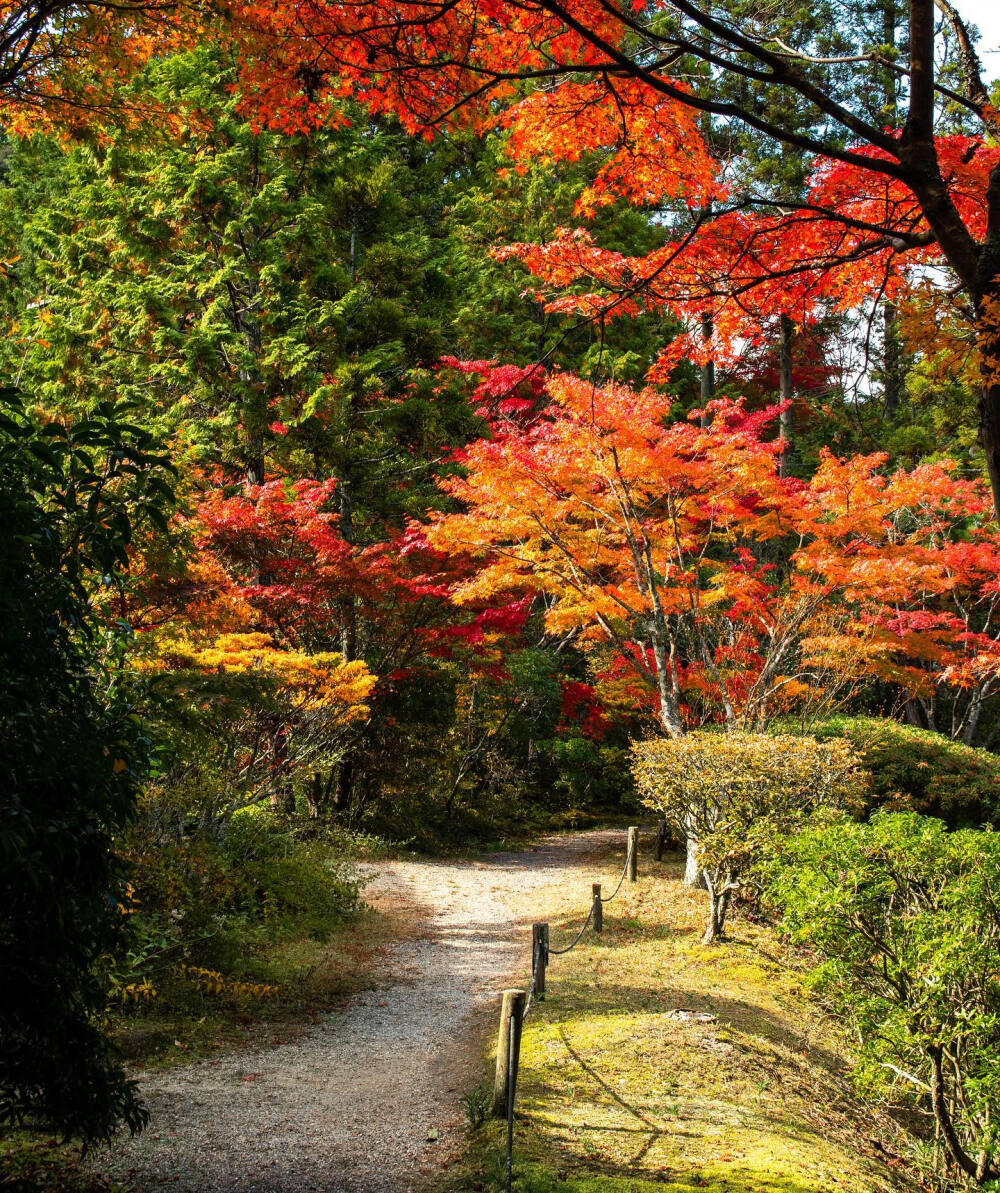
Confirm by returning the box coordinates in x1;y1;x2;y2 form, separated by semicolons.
684;831;700;886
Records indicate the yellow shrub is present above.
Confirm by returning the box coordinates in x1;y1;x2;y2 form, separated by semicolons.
119;980;157;1004
632;731;864;942
179;965;279;1002
632;731;863;823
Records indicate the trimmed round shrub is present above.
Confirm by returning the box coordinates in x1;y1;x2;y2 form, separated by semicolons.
811;716;1000;828
632;730;862;943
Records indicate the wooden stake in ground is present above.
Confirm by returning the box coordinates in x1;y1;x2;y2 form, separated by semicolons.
492;989;526;1117
655;819;666;862
532;922;548;996
628;826;639;882
592;883;603;933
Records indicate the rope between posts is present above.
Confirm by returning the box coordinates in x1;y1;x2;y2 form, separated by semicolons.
547;900;595;955
600;839;634;904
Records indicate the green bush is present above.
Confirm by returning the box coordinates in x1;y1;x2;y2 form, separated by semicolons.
766;812;1000;1187
811;716;1000;828
112;808;360;1013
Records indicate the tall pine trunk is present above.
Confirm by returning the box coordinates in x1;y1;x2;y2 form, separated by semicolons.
979;323;1000;519
333;466;359;817
883;301;903;415
778;314;794;477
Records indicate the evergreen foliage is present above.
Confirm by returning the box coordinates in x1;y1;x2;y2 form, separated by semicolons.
0;391;171;1144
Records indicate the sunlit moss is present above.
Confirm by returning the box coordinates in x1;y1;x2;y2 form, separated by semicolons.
454;840;909;1193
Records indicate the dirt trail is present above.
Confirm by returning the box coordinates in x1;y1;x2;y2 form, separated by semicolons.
92;829;621;1193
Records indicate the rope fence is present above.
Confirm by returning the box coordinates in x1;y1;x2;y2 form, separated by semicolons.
546;901;595;956
493;821;669;1192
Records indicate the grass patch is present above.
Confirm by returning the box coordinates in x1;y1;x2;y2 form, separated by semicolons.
452;838;911;1193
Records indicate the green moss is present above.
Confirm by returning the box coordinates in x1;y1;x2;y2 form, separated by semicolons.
499;1161;863;1192
450;844;910;1193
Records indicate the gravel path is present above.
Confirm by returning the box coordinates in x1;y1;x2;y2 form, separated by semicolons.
92;829;621;1193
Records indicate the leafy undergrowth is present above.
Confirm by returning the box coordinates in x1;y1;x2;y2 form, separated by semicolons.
0;860;419;1192
454;839;912;1193
108;898;421;1071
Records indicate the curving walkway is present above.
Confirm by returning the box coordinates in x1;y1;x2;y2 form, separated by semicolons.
91;830;621;1193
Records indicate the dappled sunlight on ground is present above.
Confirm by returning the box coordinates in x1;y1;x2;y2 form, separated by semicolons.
456;836;911;1193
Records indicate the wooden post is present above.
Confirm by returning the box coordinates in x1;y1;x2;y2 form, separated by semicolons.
532;922;548;997
493;989;526;1117
655;819;666;862
627;825;639;882
592;883;603;933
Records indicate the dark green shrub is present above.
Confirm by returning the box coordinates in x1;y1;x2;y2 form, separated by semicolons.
767;812;1000;1186
0;393;172;1146
812;716;1000;828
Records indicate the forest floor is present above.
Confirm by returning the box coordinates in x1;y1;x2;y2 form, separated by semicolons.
68;829;913;1193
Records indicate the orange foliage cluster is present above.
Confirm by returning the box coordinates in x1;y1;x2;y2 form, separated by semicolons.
497;134;1000;376
429;365;1000;732
501;79;719;216
0;0;212;138
796;453;1000;697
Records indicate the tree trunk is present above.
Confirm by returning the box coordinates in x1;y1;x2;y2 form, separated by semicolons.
980;375;1000;520
269;724;295;815
928;1043;996;1183
338;466;358;660
974;181;1000;520
334;754;355;814
333;468;360;815
306;771;324;820
701;880;730;945
904;695;936;731
244;432;269;585
778;314;794;477
652;638;684;738
883;301;903;415
245;435;265;488
700;314;714;429
961;687;985;746
684;834;700;886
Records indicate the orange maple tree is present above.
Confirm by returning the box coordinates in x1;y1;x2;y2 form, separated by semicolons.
428;364;1000;739
793;452;1000;742
426;368;829;736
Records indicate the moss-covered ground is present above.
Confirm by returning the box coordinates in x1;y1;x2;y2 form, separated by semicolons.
451;835;912;1193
